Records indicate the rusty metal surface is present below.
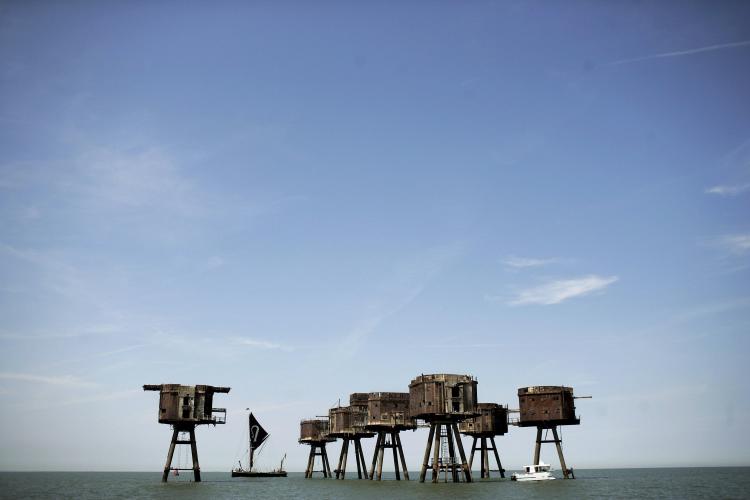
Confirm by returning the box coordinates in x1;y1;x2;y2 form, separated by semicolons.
408;374;478;421
459;403;509;436
299;419;336;443
349;392;370;408
143;384;230;426
328;405;374;437
517;385;580;427
366;392;416;430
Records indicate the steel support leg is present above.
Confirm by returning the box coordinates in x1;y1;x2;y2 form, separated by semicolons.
396;433;410;480
452;423;472;483
431;424;441;483
490;437;505;478
188;428;201;482
552;427;572;479
162;428;179;482
419;423;435;483
534;427;542;465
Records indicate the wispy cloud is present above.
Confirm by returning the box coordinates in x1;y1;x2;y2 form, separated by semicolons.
67;145;197;215
0;372;95;387
502;275;619;306
705;183;750;196
233;337;293;351
203;256;225;271
609;39;750;66
715;234;750;255
502;255;559;269
0;324;124;340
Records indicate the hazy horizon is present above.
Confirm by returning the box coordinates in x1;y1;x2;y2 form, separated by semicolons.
1;1;749;473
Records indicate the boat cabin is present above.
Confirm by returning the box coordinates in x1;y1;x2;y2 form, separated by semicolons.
525;463;551;473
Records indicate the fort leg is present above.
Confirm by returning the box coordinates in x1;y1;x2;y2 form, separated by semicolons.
534;427;542;465
162;428;179;482
446;425;458;482
419;424;435;483
354;439;362;479
482;437;490;478
336;440;345;479
305;447;314;478
490;437;505;478
391;432;401;480
322;445;333;478
396;433;410;480
357;439;367;479
376;433;385;480
552;427;571;479
369;432;382;480
342;439;350;479
335;443;342;479
189;428;201;482
431;423;441;483
452;423;472;483
469;437;477;473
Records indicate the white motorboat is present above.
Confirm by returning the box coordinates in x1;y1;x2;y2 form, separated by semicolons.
511;462;555;481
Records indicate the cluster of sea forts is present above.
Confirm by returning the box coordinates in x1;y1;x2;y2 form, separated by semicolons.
143;374;588;483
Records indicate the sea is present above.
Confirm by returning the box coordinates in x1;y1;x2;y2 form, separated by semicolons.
1;468;748;499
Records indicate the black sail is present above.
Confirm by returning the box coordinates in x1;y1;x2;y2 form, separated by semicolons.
249;413;269;447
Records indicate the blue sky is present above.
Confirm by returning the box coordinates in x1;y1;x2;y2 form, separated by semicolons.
1;1;749;471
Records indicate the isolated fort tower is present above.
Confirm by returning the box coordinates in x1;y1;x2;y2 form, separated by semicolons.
299;419;336;478
517;385;584;479
409;373;478;483
143;384;230;482
327;394;375;480
458;403;509;478
365;392;416;481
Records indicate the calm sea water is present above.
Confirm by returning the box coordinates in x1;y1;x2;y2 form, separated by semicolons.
1;468;749;499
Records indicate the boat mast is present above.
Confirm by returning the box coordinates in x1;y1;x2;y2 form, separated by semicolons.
248;411;254;471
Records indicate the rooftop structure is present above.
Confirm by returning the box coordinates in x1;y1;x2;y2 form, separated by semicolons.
518;386;579;427
409;373;478;421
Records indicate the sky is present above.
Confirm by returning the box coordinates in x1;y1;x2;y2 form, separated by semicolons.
1;1;749;472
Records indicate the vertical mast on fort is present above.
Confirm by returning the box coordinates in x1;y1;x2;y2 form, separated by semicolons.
409;373;478;483
143;384;230;482
458;402;509;478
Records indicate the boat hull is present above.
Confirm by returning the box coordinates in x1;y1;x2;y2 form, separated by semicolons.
511;473;555;481
231;470;287;478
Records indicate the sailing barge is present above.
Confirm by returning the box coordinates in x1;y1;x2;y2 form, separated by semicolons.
232;412;287;478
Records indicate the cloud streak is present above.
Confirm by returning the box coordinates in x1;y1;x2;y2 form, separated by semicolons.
715;234;750;255
705;183;750;196
0;372;95;387
233;337;293;351
505;275;619;306
609;39;750;66
502;255;559;269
